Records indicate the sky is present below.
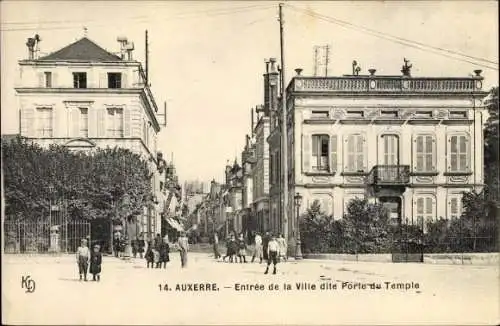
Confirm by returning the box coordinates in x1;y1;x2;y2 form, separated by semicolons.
1;1;498;184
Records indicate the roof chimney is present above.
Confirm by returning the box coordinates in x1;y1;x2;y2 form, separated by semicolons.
269;58;277;72
26;37;35;60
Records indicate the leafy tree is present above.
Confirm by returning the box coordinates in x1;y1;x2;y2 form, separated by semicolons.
2;137;153;224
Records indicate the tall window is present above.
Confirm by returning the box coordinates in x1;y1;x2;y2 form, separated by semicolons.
382;134;400;165
416;195;435;229
448;135;469;172
415;135;435;172
79;108;88;137
36;107;53;137
108;73;122;89
448;195;463;219
44;72;52;88
312;135;329;171
73;72;87;88
346;134;364;172
107;108;124;137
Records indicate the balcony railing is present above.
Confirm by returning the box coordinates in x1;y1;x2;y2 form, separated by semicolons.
367;165;410;186
289;76;483;94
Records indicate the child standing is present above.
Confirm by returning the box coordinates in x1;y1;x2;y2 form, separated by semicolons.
237;234;247;263
90;244;102;281
264;234;279;275
76;239;90;281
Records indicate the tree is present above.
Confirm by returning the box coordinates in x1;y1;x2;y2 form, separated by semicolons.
2;137;153;223
484;86;499;203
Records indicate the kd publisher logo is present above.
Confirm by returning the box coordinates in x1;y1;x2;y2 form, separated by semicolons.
21;275;36;293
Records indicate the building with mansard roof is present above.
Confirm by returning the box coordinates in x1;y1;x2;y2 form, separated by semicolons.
15;35;167;242
268;60;489;246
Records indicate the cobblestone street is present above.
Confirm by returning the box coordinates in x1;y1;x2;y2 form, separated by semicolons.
3;253;499;325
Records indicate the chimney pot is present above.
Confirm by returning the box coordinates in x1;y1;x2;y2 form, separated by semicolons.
368;69;376;76
295;68;303;76
473;69;482;77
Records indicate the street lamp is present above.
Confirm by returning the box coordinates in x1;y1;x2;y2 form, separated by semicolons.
294;192;303;260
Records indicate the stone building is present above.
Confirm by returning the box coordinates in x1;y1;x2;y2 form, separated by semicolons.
269;60;488;241
15;36;166;241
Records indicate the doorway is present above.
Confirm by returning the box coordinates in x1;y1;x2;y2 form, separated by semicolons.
379;197;402;224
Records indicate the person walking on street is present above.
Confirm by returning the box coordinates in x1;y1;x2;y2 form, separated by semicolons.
213;232;221;260
262;231;270;261
90;244;102;281
237;234;247;263
277;234;287;262
158;236;170;269
264;234;279;275
178;231;189;268
76;238;90;281
251;232;263;263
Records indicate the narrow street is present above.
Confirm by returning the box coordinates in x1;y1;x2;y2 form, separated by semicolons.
3;254;498;325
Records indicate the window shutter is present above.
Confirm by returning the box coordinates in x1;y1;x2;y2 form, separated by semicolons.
121;73;127;88
37;72;44;87
21;107;35;137
123;108;131;137
431;136;436;171
99;73;107;88
330;135;337;172
346;135;354;171
71;108;79;137
361;134;367;171
88;108;97;137
52;72;58;88
302;134;310;173
97;108;105;137
450;197;458;218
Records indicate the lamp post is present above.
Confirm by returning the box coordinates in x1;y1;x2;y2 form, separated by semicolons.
294;192;303;260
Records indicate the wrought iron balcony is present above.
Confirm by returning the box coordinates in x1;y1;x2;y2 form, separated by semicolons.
367;165;410;186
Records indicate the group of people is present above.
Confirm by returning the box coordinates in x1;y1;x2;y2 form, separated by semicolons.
211;231;287;274
145;234;170;268
76;238;102;282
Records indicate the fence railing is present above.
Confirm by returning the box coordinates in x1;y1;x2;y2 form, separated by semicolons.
367;165;411;185
4;219;91;254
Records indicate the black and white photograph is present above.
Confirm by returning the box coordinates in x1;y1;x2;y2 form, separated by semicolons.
1;1;498;325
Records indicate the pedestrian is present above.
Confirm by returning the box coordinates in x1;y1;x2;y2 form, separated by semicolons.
223;234;236;263
178;231;189;268
262;231;270;261
213;232;221;260
76;238;90;281
113;230;122;258
237;233;247;263
251;231;263;263
137;232;145;259
145;241;155;268
157;236;170;269
277;234;288;262
264;234;279;275
90;244;102;281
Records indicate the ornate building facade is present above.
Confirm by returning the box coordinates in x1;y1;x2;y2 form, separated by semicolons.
270;62;489;241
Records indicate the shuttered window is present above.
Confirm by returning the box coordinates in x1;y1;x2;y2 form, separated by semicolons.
36;107;53;137
79;108;88;137
312;135;329;171
107;108;124;137
414;135;435;172
415;195;435;230
345;134;365;172
448;135;469;172
382;134;399;165
448;195;462;219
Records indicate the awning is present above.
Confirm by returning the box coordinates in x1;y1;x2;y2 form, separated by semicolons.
166;218;184;232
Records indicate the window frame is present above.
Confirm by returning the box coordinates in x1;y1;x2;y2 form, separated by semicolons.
106;107;124;138
44;72;52;88
447;133;470;174
413;134;436;174
344;134;366;173
79;108;89;137
36;107;53;137
311;134;330;172
415;194;436;231
448;194;463;219
72;72;87;89
107;72;122;89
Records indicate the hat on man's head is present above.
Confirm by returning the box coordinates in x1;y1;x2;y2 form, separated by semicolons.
81;238;87;243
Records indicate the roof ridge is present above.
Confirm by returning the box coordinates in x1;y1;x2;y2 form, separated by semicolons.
37;37;122;62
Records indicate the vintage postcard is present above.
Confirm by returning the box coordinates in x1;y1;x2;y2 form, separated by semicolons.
1;1;499;325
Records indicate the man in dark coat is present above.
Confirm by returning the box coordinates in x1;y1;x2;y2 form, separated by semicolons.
157;237;170;269
262;231;271;261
